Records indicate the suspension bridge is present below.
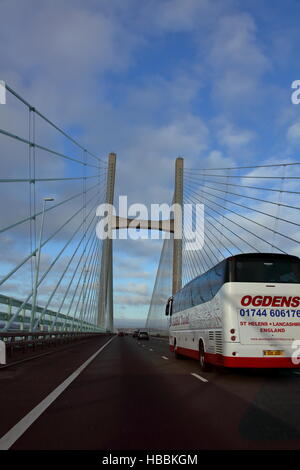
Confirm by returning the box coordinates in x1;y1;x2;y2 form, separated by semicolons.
1;85;300;450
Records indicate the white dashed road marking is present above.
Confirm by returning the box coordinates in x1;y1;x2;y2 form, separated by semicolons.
0;336;116;450
191;373;208;383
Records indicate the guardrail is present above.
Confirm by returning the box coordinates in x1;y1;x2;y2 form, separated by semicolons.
0;294;103;332
0;331;107;363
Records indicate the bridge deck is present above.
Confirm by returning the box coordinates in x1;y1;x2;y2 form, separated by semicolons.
1;335;300;450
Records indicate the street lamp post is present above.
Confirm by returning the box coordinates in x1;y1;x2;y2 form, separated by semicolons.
80;267;89;332
30;197;55;332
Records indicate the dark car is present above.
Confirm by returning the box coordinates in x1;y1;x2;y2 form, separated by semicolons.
132;330;140;338
117;331;124;337
137;331;149;340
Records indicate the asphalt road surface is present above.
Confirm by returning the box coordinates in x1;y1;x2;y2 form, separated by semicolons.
1;335;300;450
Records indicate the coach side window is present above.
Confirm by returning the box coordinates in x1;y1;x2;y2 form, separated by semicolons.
180;287;190;311
172;294;178;314
201;270;212;303
191;276;202;306
211;261;225;297
174;291;183;313
185;286;193;310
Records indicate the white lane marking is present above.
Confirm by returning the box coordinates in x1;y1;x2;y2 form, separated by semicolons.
0;336;116;450
162;356;169;360
149;349;153;351
191;373;208;383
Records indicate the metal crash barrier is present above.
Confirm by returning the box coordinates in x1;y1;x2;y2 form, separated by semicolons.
0;331;106;363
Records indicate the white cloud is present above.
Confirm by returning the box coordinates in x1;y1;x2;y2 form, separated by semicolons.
217;120;256;151
287;122;300;144
154;0;207;31
114;280;152;306
115;282;149;296
204;150;235;169
207;13;270;106
151;0;232;32
0;0;297;328
0;0;137;75
123;72;203;121
114;295;150;307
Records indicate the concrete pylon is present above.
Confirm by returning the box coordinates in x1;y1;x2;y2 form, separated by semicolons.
97;153;182;328
172;157;184;295
98;153;116;332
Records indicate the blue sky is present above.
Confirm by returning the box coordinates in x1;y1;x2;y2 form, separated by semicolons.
1;0;300;328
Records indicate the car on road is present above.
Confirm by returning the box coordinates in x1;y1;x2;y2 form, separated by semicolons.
117;331;124;337
132;330;140;338
137;331;149;340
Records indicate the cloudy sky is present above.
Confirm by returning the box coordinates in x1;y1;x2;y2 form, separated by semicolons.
1;0;300;328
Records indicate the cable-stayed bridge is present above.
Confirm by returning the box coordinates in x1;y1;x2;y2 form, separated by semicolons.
0;85;107;333
147;160;300;334
1;86;300;450
2;85;300;338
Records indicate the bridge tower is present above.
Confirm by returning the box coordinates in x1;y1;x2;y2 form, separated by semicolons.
97;152;116;332
172;157;183;295
98;155;183;332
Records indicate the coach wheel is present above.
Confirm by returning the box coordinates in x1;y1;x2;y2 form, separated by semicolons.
199;341;211;372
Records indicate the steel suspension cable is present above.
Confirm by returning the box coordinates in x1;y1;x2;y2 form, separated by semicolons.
184;191;259;253
54;226;100;329
70;235;100;330
184;174;300;196
60;232;100;329
5;84;106;165
184;176;300;214
77;241;101;330
4;196;102;330
0;187;104;286
0;179;105;235
34;206;102;329
184;191;242;254
185;183;300;247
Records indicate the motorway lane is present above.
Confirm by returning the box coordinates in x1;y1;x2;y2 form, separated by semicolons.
0;335;111;440
149;338;300;445
148;338;300;443
2;335;300;449
11;335;246;450
4;336;300;449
